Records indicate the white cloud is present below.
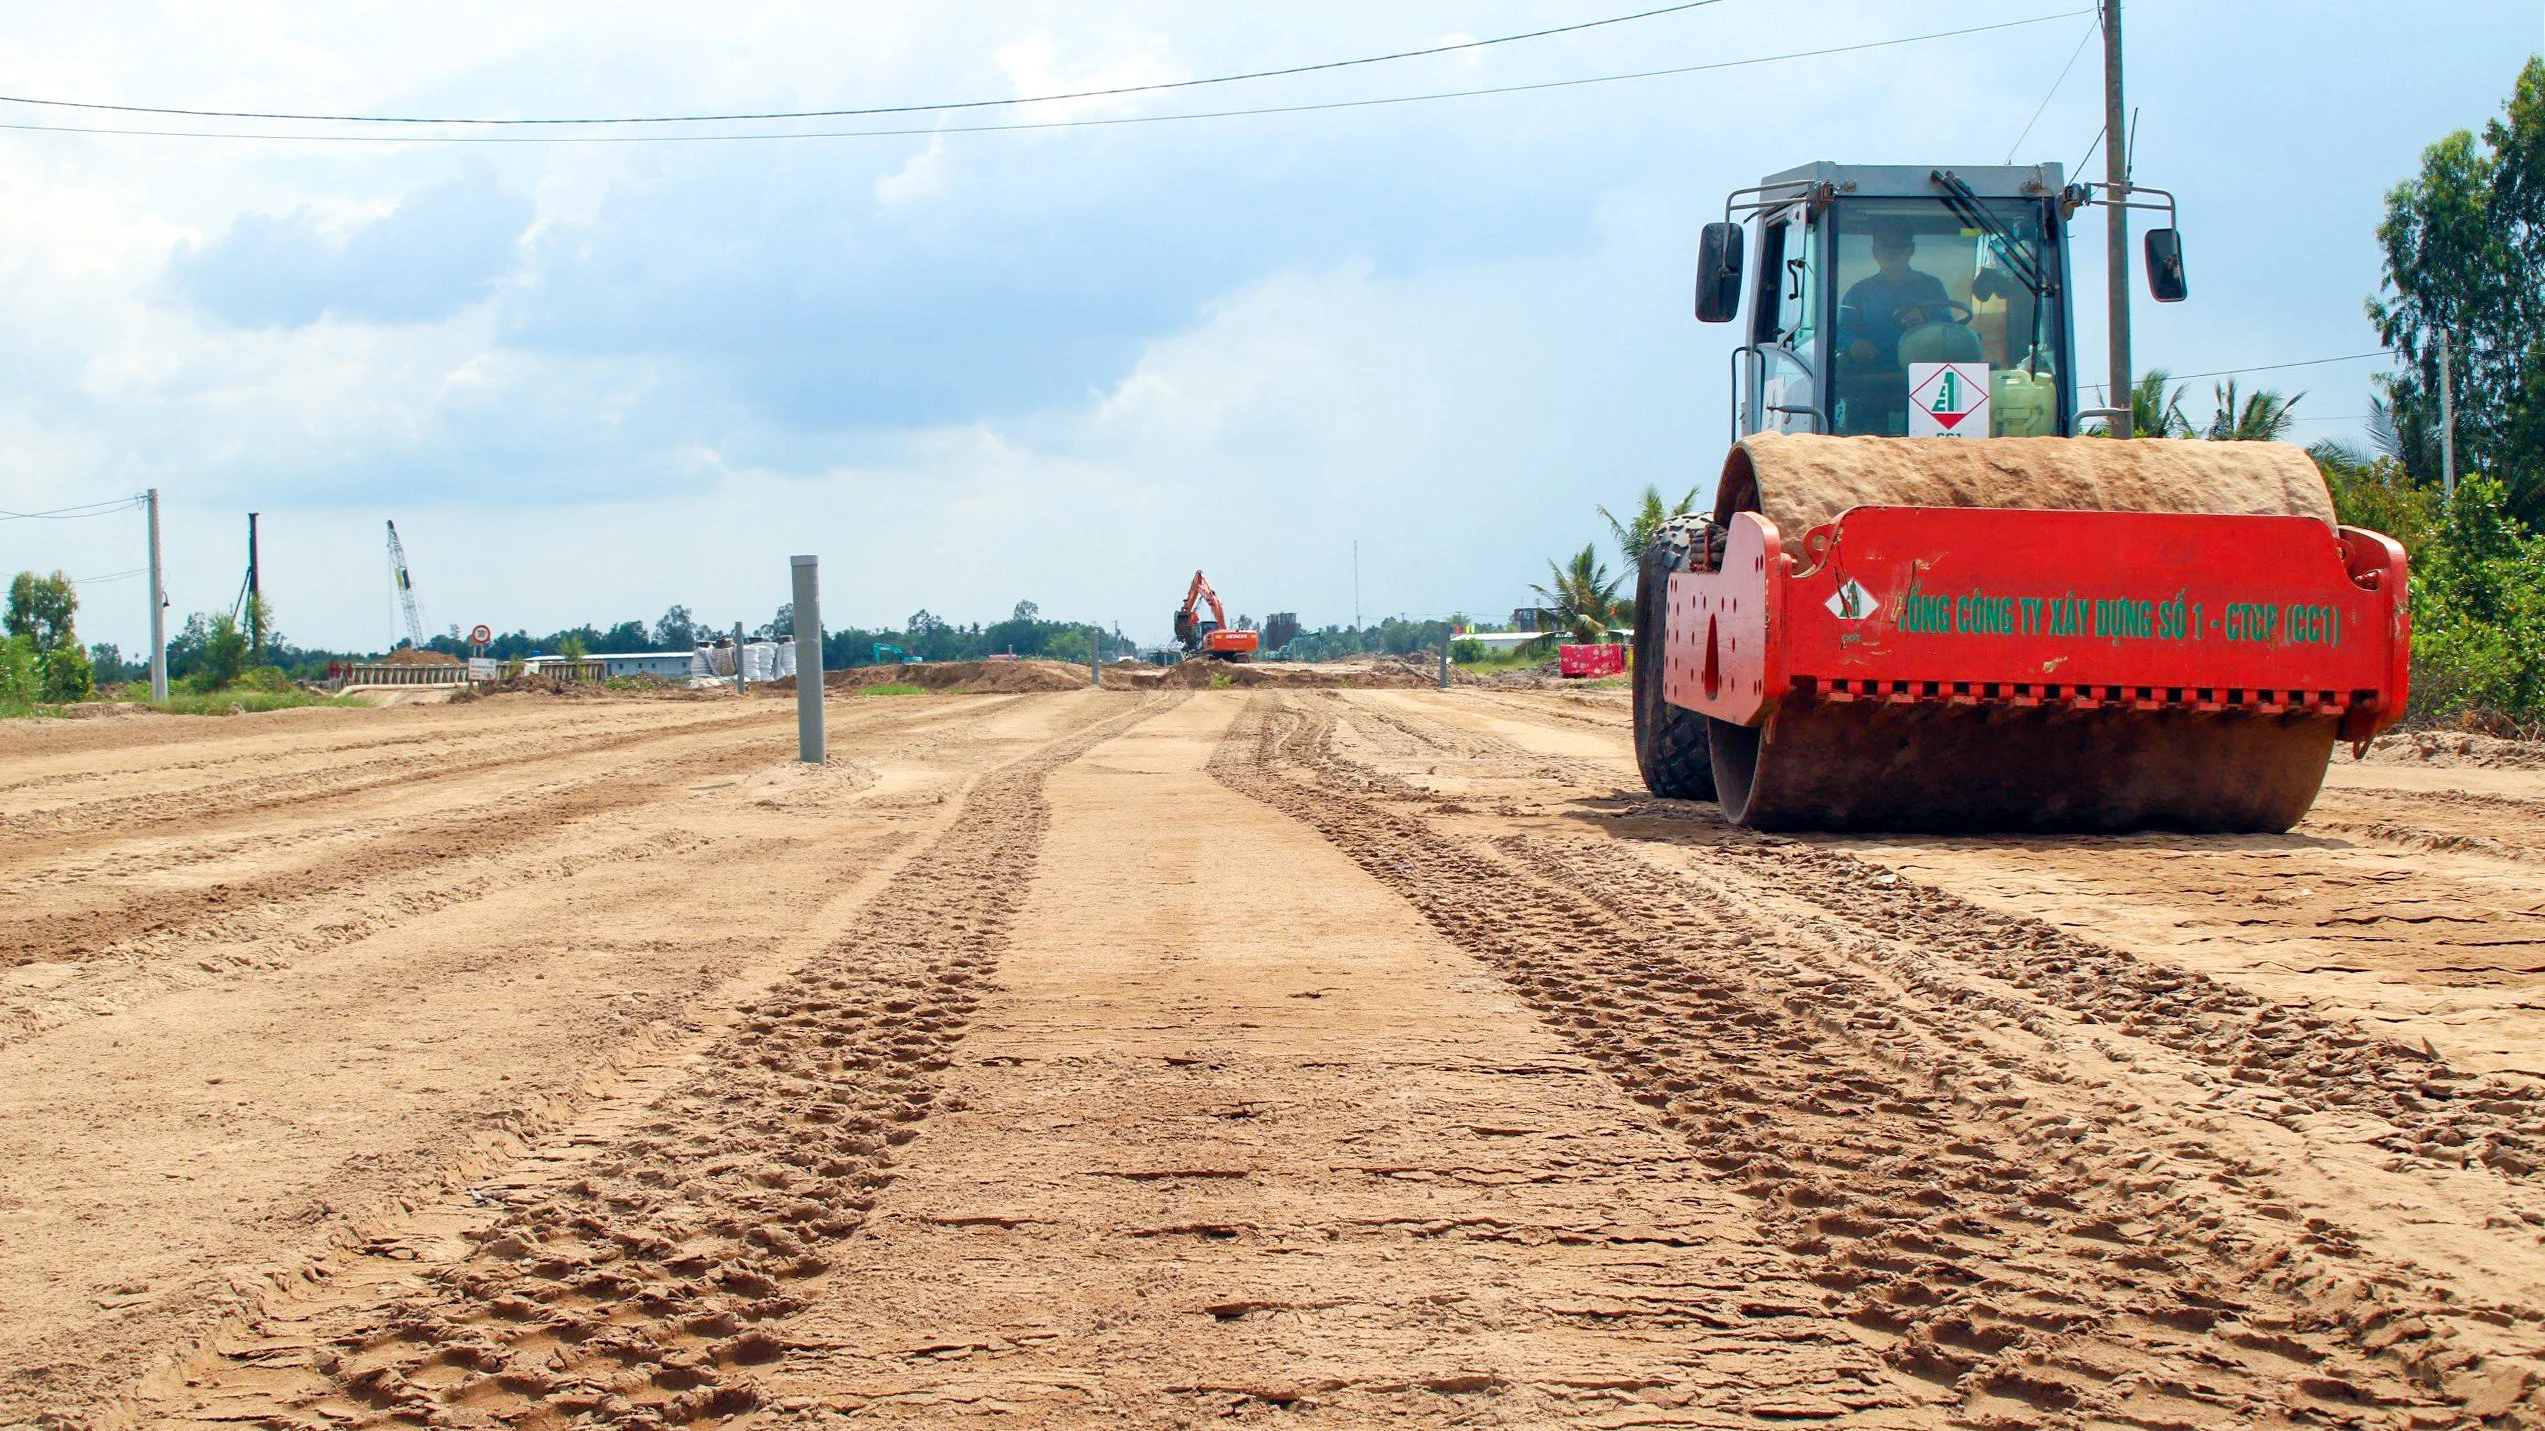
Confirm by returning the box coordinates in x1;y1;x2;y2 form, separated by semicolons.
874;135;949;208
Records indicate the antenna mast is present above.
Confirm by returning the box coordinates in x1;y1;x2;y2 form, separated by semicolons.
385;520;427;650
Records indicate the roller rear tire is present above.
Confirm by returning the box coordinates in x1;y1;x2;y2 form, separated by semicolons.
1633;517;1716;801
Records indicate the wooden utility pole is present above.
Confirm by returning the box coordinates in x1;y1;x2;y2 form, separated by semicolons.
2102;0;2132;438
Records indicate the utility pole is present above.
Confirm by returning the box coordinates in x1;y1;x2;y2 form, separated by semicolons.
1352;539;1361;633
790;556;825;763
146;488;167;702
245;512;260;662
732;620;747;695
1089;624;1102;688
2438;332;2458;502
2101;0;2133;438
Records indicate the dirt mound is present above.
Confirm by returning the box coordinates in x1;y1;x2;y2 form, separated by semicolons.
1724;433;2336;535
382;647;461;666
2358;729;2545;770
819;660;1091;694
1142;657;1434;689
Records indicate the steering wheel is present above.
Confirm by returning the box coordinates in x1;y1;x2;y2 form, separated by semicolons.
1894;299;1974;331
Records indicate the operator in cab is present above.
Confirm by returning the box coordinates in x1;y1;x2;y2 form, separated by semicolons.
1833;222;1953;434
1838;224;1951;370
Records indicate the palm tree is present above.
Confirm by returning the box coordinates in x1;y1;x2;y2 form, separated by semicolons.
2129;369;2192;438
1531;545;1628;644
2203;380;2304;441
1596;485;1701;567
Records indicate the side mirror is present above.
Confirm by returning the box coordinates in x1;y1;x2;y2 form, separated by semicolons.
1694;221;1745;323
2144;228;2188;303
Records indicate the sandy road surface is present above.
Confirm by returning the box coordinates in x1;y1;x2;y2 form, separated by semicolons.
5;688;2543;1428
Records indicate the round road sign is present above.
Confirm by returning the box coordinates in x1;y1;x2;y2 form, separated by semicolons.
467;624;493;646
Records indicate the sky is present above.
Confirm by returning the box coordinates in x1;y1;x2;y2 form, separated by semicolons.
0;1;2534;655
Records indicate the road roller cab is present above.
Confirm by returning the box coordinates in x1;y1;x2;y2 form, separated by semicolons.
1633;162;2411;833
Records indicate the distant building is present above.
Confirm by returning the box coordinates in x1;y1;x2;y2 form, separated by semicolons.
520;652;695;681
595;652;697;680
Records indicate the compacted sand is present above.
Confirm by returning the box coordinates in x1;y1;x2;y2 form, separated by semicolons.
4;688;2542;1428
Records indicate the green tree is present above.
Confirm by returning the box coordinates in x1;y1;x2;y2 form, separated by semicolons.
554;631;589;661
654;605;698;650
1597;485;1701;568
6;571;76;649
2128;369;2193;438
0;634;42;714
2370;57;2545;524
2405;474;2545;728
1531;545;1628;644
2201;380;2304;441
2310;445;2440;552
194;613;250;691
7;571;92;701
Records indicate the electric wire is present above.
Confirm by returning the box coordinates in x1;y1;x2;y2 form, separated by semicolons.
2165;352;2390;383
2005;15;2099;163
70;568;147;585
0;495;144;521
0;0;1732;128
0;11;2095;144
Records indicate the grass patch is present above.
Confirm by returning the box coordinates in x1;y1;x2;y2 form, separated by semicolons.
147;689;361;715
1452;639;1559;672
858;682;929;697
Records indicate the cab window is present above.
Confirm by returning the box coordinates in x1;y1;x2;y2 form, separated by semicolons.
1827;198;2063;437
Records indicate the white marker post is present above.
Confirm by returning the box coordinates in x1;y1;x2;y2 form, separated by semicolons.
791;556;825;764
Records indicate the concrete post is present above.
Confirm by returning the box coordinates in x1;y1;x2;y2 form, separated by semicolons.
2100;0;2133;438
2439;332;2457;503
1089;624;1101;688
732;620;747;695
146;488;167;702
791;556;825;764
1439;623;1451;690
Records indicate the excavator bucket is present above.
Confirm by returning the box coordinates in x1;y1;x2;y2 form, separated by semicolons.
1657;434;2409;833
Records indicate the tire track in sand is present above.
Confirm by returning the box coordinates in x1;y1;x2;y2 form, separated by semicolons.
1218;694;2468;1427
0;723;798;972
1340;694;2545;1181
148;695;1177;1430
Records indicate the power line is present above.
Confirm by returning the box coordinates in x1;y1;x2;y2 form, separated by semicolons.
0;11;2093;145
0;495;143;521
70;568;147;585
2162;352;2391;383
2005;16;2099;163
0;1;1733;128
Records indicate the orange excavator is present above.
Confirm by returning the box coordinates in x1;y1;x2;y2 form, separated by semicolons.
1173;570;1260;661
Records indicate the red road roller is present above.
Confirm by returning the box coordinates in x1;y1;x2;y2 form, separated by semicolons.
1633;163;2409;832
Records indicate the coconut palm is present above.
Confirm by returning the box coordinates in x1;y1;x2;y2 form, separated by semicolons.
1596;485;1701;568
1531;545;1628;644
2129;369;2193;438
2204;380;2305;442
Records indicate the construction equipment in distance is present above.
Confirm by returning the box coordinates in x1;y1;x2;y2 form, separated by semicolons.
1633;162;2408;832
871;643;921;665
1172;570;1260;660
384;520;428;653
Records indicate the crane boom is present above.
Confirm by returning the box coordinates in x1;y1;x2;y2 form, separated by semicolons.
385;520;427;651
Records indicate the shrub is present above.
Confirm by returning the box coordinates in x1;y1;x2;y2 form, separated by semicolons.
2403;475;2545;733
0;634;43;716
